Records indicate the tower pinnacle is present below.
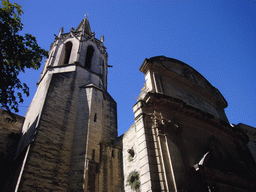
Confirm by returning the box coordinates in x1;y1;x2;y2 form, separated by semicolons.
84;12;89;19
76;14;91;35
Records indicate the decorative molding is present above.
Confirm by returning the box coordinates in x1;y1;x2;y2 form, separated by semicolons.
143;92;248;143
151;111;179;135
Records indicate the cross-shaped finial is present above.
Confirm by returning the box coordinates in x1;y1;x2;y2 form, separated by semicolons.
84;12;89;18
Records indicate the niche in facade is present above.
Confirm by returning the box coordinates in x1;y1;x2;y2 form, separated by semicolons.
128;148;135;161
61;41;73;65
85;45;94;69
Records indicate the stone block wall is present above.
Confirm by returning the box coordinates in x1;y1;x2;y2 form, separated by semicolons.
122;123;141;192
16;65;120;191
98;143;122;192
0;109;24;191
0;109;24;159
18;71;79;191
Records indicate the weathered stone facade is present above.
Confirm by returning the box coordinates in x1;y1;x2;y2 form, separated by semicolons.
2;17;122;192
1;18;256;192
234;123;256;163
122;56;256;192
0;109;24;160
0;109;24;191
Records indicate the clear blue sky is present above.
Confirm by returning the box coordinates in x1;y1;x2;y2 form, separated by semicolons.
13;0;256;135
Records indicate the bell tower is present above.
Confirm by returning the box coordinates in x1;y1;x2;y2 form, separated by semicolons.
13;17;121;192
40;15;108;90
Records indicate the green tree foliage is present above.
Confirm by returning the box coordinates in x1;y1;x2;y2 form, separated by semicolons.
0;0;47;114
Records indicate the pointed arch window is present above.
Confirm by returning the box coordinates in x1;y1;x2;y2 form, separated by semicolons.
60;41;73;65
85;45;94;69
63;41;73;64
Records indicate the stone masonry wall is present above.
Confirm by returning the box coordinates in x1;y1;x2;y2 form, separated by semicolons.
0;109;24;191
17;65;120;191
18;71;79;191
98;143;122;192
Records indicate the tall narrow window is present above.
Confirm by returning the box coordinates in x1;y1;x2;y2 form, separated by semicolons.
94;113;97;122
92;149;95;161
85;45;94;69
112;150;115;158
63;41;73;65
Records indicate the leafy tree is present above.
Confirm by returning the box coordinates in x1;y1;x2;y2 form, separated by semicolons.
0;0;47;114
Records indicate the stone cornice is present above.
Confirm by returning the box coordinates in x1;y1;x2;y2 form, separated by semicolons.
141;92;248;143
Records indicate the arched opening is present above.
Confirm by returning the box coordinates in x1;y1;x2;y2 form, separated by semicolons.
85;45;94;69
63;41;73;64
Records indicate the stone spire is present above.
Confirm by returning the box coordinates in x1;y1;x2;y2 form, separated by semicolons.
75;14;92;35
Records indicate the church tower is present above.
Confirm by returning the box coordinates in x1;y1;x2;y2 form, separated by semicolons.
12;17;122;191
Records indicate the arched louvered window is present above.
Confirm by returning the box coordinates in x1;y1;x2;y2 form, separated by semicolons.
85;45;94;69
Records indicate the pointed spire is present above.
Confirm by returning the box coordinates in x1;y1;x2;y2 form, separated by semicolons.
76;14;92;35
85;12;89;19
58;27;63;37
101;35;104;43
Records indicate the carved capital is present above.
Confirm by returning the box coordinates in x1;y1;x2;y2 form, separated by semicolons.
151;111;179;134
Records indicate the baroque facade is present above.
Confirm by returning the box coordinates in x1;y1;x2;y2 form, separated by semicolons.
1;18;256;192
121;56;256;192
